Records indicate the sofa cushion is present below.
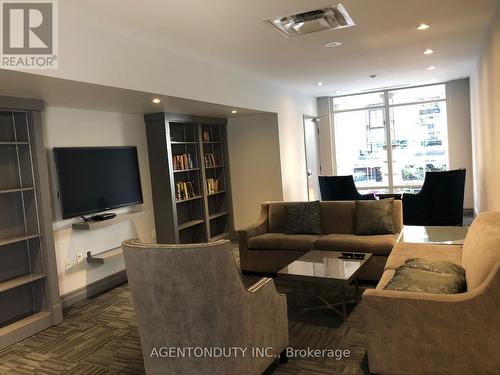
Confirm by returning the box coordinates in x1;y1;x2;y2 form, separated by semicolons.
385;242;462;270
313;233;397;255
461;212;500;290
320;201;356;234
267;200;403;234
355;198;395;235
284;201;322;235
248;233;320;251
384;258;466;294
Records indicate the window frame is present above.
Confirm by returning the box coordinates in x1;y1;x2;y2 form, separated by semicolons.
330;83;449;193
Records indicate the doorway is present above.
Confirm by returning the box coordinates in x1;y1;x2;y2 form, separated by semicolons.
303;115;321;201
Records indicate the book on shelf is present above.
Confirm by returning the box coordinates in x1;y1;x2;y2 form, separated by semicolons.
202;130;210;142
173;153;194;170
206;178;220;194
176;181;197;201
203;153;219;167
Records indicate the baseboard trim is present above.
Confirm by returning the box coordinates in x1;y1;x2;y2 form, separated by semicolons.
61;270;128;309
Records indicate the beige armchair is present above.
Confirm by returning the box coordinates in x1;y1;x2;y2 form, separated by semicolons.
122;239;288;375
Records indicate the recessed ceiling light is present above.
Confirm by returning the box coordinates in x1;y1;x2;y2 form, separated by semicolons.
417;23;430;30
424;48;435;55
427;65;436;70
369;74;378;79
317;81;323;86
324;41;342;48
231;110;238;114
335;90;341;94
152;98;161;104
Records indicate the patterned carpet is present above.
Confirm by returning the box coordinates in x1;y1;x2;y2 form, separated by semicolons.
0;249;370;374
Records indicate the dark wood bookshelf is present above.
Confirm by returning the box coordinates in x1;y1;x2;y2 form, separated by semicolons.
145;113;234;243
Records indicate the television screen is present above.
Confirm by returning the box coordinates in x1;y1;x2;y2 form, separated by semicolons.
54;147;143;219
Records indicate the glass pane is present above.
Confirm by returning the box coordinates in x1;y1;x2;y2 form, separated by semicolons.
334;109;389;189
390;101;449;187
358;188;389;195
333;92;385;111
393;186;422;194
389;84;446;105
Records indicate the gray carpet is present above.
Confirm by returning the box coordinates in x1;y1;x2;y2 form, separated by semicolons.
0;244;370;374
0;279;369;374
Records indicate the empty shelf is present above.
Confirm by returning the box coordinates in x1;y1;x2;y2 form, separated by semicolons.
86;247;123;264
204;165;224;169
210;232;230;241
209;211;229;220
178;219;204;230
173;168;200;173
207;190;226;196
0;274;45;293
0;234;41;247
0;187;36;195
0;142;30;146
176;195;202;203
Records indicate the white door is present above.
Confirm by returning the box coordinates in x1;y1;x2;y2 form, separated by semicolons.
303;116;321;201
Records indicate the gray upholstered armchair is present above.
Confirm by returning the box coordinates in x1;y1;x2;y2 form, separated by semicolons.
122;239;288;375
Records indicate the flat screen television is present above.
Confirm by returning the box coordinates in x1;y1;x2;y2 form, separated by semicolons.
54;147;143;219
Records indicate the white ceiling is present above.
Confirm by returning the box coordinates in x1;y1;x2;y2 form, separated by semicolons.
65;0;497;96
0;70;264;117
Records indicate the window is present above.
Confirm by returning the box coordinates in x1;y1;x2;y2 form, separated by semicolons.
332;84;449;194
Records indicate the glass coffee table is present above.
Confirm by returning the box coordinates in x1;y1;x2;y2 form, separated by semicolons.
397;225;468;245
277;250;372;320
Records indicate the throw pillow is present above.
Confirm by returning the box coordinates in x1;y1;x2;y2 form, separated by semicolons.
355;198;395;235
384;258;466;294
284;201;322;235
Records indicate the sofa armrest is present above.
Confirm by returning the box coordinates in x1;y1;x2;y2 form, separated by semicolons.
238;203;270;244
362;266;500;374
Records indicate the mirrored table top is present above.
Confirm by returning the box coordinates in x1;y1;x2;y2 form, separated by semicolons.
398;225;468;245
278;250;372;283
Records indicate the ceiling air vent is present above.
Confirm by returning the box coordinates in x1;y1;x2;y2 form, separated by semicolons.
265;4;355;37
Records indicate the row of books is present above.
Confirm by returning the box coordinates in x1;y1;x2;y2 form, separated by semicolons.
207;178;220;194
204;153;220;167
176;181;197;201
173;153;194;170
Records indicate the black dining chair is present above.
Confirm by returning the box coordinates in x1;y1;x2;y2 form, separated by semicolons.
402;169;466;226
319;175;376;201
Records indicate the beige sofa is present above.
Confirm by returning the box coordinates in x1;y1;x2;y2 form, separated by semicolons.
363;212;500;374
239;200;403;281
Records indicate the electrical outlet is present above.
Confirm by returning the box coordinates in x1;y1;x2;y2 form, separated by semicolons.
65;259;72;270
76;253;84;264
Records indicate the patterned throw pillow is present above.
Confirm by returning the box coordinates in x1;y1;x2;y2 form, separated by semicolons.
284;201;322;235
384;258;466;294
355;198;395;235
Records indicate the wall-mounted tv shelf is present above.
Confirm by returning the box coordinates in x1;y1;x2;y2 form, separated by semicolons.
71;208;144;231
86;247;123;264
0;96;62;350
144;113;234;244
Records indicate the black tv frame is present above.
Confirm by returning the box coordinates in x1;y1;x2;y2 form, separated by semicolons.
53;146;144;220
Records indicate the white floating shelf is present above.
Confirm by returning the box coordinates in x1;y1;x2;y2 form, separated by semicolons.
72;208;144;231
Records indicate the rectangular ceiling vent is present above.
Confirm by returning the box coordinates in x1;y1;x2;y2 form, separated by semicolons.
266;3;355;37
